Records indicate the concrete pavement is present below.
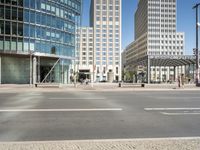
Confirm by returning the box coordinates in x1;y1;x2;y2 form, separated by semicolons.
0;138;200;150
1;86;200;149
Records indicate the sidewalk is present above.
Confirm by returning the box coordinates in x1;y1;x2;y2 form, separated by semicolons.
0;137;200;150
0;83;200;92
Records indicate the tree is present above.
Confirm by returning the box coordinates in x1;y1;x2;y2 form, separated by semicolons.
124;70;137;81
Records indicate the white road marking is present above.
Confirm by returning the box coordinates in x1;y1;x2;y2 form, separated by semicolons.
144;108;200;111
49;98;105;100
0;108;123;112
161;112;200;116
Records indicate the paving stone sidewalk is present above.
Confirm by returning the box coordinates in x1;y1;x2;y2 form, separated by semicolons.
1;83;200;93
0;138;200;150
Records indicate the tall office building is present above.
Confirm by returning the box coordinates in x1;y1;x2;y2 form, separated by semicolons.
0;0;82;84
90;0;121;82
77;27;94;79
125;0;184;83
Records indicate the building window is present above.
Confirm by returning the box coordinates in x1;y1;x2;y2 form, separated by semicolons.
116;67;118;74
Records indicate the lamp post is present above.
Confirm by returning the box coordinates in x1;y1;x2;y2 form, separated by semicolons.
193;3;200;86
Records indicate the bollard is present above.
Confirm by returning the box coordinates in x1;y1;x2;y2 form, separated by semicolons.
141;84;145;87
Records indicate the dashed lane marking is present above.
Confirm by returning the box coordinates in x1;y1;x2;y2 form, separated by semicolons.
144;108;200;111
161;112;200;116
49;98;105;100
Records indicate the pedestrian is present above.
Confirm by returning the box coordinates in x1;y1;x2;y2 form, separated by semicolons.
85;78;89;85
80;78;83;84
177;75;181;88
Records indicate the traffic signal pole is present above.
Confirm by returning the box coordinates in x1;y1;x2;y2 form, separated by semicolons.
193;4;200;86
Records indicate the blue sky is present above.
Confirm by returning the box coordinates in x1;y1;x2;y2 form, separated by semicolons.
82;0;200;55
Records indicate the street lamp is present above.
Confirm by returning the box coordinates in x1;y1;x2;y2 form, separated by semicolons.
193;3;200;86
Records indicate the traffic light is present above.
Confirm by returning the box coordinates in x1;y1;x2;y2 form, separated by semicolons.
193;48;197;55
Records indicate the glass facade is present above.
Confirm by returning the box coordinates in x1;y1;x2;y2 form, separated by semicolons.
0;0;81;56
0;0;82;84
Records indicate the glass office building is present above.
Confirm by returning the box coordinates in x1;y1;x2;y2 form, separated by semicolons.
0;0;81;84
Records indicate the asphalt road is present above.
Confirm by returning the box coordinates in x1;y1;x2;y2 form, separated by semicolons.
0;90;200;141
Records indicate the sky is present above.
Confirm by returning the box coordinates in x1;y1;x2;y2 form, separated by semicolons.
82;0;200;55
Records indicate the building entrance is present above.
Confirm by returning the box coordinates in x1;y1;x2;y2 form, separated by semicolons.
78;70;91;82
40;66;55;83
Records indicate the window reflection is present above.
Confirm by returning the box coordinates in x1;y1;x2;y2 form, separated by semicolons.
36;12;40;24
18;8;23;21
24;0;29;8
30;0;35;9
11;0;17;5
30;39;35;51
11;37;17;51
12;22;17;35
17;38;23;51
30;11;35;23
30;25;35;38
0;36;3;50
5;37;10;50
24;24;29;37
36;26;40;38
5;0;11;4
5;21;10;34
24;10;29;22
0;5;4;19
35;40;40;51
0;20;4;34
12;7;17;20
5;6;10;19
17;0;23;6
18;23;23;36
23;39;29;52
35;0;40;9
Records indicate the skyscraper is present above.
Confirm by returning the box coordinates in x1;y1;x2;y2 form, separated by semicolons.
77;27;94;80
125;0;184;83
90;0;121;82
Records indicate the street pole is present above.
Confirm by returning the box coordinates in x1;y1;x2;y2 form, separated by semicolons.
62;59;64;84
29;51;32;87
74;60;77;88
193;3;200;86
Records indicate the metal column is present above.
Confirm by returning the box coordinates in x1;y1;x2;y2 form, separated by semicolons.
33;57;37;86
155;66;157;82
0;55;1;84
185;65;187;79
174;66;176;82
181;65;183;75
147;56;150;84
37;56;40;83
159;66;162;83
177;66;180;77
193;63;195;82
61;59;64;84
30;54;32;86
165;66;166;82
193;4;200;86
